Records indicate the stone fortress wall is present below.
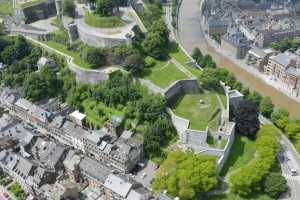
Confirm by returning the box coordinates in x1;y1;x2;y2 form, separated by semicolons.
163;79;240;172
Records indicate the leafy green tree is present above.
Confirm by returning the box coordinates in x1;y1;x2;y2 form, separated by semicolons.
234;99;260;138
231;125;281;196
192;47;203;61
142;32;167;59
247;91;263;106
152;151;217;200
241;86;250;97
233;81;242;91
123;53;145;76
24;73;48;102
224;73;236;88
96;0;118;16
260;96;274;118
82;47;105;68
285;121;300;139
271;108;289;124
199;68;219;89
263;172;288;199
63;0;76;18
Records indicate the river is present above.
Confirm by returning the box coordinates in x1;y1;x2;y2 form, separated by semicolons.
177;0;300;118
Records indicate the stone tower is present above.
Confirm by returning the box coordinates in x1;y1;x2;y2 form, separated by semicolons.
67;22;79;44
55;0;63;18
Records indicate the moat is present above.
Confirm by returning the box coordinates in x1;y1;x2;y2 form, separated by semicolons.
177;0;300;118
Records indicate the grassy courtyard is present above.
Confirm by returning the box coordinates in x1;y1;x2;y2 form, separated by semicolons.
220;134;256;177
142;58;188;88
85;13;125;28
172;92;221;131
0;0;13;15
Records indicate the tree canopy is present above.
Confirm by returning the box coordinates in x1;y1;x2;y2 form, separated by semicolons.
152;151;218;200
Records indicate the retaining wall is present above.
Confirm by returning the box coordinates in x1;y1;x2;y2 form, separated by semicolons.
164;78;199;106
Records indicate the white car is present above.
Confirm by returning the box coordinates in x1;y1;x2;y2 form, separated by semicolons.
291;168;297;176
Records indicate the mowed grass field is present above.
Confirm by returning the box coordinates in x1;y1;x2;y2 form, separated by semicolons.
0;0;13;15
142;59;188;88
85;13;125;28
172;92;221;131
220;134;256;177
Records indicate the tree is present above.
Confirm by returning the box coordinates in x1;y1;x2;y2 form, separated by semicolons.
142;32;167;59
24;73;48;102
199;68;219;89
152;151;217;200
63;0;76;18
260;96;274;118
230;125;281;196
96;0;117;16
149;18;169;45
123;53;145;76
241;86;250;97
224;73;236;88
285;121;300;139
247;91;263;106
82;47;106;68
271;108;289;124
263;172;288;199
234;99;260;138
192;47;203;61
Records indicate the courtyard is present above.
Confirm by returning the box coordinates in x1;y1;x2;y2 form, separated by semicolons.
172;91;222;131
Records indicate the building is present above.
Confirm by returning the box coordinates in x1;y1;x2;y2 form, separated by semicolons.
221;32;251;59
69;110;86;127
264;52;300;96
256;29;300;48
207;19;228;36
246;48;277;71
13;98;52;127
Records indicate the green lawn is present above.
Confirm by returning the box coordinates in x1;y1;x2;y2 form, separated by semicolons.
142;60;188;88
85;13;125;28
44;41;95;69
169;44;203;77
220;134;256;177
172;92;221;131
83;100;124;129
16;0;45;8
0;0;13;15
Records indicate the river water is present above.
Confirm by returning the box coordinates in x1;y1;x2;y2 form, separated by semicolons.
177;0;300;118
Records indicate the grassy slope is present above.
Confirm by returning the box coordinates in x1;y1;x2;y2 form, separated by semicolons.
142;59;188;88
0;0;13;15
220;134;256;177
85;13;125;28
44;41;94;69
16;0;45;8
172;92;221;131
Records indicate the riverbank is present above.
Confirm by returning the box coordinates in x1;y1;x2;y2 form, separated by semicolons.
177;0;300;118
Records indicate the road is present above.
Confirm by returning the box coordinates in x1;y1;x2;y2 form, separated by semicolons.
175;0;300;198
260;116;300;200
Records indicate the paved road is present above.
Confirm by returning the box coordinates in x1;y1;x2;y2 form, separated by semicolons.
260;116;300;200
